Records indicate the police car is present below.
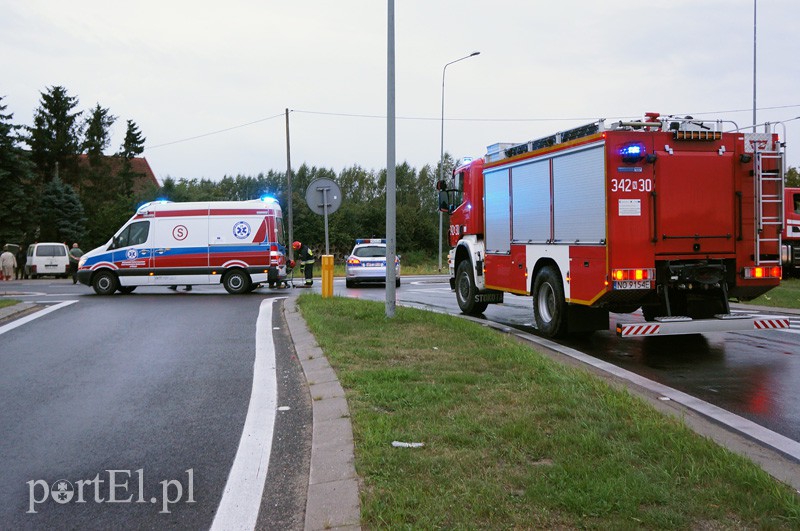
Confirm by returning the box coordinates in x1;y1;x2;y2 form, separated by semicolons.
345;239;400;288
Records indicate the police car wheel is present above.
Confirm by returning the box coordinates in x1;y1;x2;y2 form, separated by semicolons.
223;270;251;294
92;271;118;296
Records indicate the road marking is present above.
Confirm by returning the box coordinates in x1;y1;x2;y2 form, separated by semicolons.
211;299;278;530
0;300;78;336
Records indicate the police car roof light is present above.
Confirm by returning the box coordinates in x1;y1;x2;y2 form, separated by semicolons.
356;238;387;244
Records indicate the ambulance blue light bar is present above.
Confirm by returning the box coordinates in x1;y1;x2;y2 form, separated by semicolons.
356;238;387;244
260;195;278;203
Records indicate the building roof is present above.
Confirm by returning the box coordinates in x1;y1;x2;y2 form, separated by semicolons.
76;154;160;190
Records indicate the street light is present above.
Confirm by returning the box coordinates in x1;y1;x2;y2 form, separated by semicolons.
439;51;480;272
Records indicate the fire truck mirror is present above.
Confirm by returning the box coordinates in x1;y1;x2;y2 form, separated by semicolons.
435;180;448;191
438;191;452;213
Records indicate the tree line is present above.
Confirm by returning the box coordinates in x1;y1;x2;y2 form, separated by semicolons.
0;86;152;250
7;85;797;261
0;86;451;260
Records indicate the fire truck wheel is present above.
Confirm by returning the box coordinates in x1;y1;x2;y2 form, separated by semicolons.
455;261;488;315
532;266;568;338
223;269;252;294
92;270;118;296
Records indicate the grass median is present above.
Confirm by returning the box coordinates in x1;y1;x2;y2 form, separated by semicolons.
297;294;800;529
747;278;800;310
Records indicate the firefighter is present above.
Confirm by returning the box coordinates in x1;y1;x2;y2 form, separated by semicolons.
292;241;315;286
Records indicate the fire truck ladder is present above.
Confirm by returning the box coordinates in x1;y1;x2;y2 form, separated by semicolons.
754;149;784;265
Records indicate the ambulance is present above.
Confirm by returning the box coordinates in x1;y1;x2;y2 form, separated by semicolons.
77;198;288;295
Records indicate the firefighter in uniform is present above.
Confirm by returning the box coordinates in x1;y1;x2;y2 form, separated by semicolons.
292;241;315;286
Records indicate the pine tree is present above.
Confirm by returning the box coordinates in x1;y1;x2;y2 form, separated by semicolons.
25;86;83;186
39;176;87;244
117;120;146;195
0;96;36;245
84;104;116;165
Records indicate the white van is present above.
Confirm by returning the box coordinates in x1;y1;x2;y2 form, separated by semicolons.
25;242;70;279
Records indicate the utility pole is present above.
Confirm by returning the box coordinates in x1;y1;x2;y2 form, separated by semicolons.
285;108;294;260
385;0;396;318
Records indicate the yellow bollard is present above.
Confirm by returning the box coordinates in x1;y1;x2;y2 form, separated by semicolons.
322;255;334;298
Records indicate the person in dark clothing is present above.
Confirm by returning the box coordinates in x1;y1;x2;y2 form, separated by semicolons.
15;246;26;280
292;241;315;286
68;243;83;284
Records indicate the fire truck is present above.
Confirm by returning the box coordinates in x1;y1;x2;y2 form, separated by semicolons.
782;187;800;274
437;113;790;338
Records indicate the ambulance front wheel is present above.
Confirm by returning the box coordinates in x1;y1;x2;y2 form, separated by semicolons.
92;270;118;296
223;269;252;294
532;265;568;338
455;261;488;315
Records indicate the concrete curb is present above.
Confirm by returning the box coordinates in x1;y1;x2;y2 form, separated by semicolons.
283;296;361;531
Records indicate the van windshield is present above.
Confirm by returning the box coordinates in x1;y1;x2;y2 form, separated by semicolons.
36;245;67;257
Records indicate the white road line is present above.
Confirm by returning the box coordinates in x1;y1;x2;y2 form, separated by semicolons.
0;300;78;336
211;299;278;530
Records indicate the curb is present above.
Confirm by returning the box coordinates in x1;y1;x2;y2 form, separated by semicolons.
283;296;361;531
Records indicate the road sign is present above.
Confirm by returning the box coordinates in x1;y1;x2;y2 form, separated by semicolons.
305;178;342;254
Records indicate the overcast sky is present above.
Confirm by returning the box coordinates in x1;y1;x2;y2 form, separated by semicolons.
2;0;799;183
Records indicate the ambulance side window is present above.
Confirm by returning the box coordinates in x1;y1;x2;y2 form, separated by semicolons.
113;221;150;249
276;218;285;246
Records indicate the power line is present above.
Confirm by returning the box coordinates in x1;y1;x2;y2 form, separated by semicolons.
142;104;800;151
144;112;284;151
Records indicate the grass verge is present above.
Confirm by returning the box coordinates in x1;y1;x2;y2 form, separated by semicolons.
0;299;19;310
746;278;800;309
298;294;800;529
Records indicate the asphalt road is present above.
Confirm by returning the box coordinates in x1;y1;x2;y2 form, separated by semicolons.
3;275;800;527
0;281;310;529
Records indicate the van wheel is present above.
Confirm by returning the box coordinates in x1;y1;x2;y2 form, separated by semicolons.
92;271;118;295
532;265;568;338
455;261;488;315
223;270;251;294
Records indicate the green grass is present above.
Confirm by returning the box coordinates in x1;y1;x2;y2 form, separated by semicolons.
746;278;800;309
315;256;443;278
0;299;19;310
298;294;800;529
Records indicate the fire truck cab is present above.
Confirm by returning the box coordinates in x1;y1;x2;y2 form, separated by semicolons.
438;114;789;338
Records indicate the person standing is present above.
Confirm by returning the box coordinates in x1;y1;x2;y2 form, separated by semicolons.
292;241;315;286
0;246;16;281
15;246;26;280
69;243;84;284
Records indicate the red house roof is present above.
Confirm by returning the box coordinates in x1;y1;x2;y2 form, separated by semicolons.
76;154;160;190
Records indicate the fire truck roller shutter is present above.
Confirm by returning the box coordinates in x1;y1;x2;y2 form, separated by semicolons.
484;167;511;254
552;145;606;243
511;159;550;242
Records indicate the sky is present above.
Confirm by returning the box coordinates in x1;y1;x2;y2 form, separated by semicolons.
2;0;799;184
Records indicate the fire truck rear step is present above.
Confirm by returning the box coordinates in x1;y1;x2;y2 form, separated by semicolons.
616;315;790;337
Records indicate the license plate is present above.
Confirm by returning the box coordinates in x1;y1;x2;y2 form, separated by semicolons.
364;263;383;267
45;264;56;268
614;280;651;290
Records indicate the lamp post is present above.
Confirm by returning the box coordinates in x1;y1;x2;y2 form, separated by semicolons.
752;0;757;132
439;51;480;272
